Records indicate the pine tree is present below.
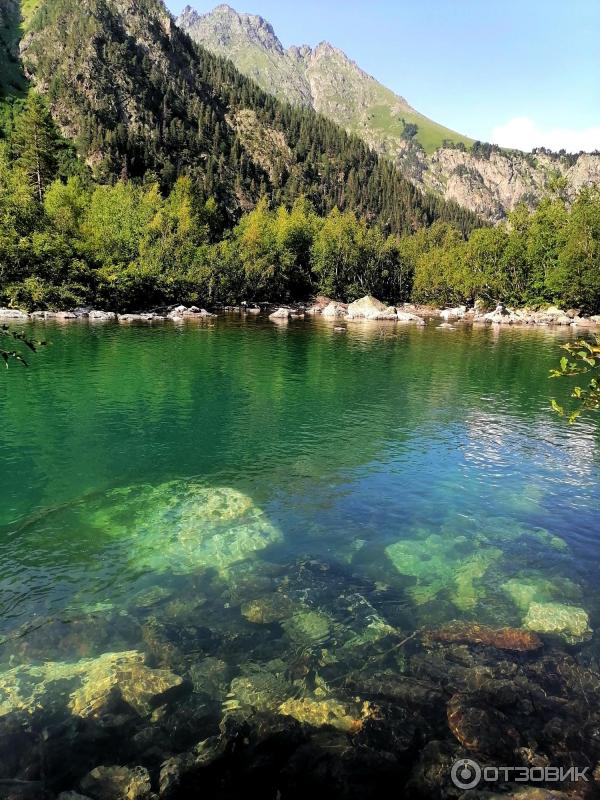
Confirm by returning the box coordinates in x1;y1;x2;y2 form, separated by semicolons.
13;93;59;202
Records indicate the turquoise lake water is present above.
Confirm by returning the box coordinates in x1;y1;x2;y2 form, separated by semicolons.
0;315;599;796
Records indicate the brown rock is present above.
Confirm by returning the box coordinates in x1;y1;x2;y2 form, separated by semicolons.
447;693;521;756
424;621;543;652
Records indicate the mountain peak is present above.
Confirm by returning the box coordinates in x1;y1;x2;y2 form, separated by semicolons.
178;4;283;55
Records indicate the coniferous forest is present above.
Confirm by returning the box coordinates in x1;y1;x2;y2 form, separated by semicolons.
0;0;599;312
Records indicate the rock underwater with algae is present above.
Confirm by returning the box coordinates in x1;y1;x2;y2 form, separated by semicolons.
85;481;282;576
384;531;501;609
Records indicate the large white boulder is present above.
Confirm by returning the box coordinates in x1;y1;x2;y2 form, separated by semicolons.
269;307;292;320
346;295;397;320
397;311;425;325
0;308;28;319
321;302;348;318
89;310;117;321
440;305;467;321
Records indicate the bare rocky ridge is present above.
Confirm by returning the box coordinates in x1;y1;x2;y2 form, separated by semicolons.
178;3;600;223
401;143;600;223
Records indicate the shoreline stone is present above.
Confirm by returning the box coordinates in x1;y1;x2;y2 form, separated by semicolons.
346;295;397;320
269;307;292;320
4;299;600;327
440;305;467;321
321;301;347;318
89;310;117;321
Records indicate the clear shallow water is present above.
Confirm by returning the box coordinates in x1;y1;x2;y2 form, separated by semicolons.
1;317;598;631
0;316;599;796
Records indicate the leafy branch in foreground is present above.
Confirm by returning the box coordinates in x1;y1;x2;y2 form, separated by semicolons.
550;336;600;422
0;325;46;368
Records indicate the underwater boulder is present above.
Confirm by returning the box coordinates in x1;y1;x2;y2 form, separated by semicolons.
424;621;543;652
70;651;189;718
79;765;151;800
385;533;500;609
241;594;295;624
0;650;188;721
281;609;332;646
447;692;521;756
86;482;282;577
502;575;582;614
278;697;364;733
225;669;292;715
523;602;592;644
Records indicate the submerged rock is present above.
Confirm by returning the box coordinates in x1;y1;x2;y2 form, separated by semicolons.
278;697;363;733
447;692;521;756
85;482;282;576
281;610;332;645
385;533;500;609
346;295;397;320
241;594;295;624
502;575;582;613
0;650;187;720
80;765;151;800
225;670;291;714
424;621;543;652
523;602;592;644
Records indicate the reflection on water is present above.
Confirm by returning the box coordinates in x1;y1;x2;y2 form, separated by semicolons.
0;317;599;798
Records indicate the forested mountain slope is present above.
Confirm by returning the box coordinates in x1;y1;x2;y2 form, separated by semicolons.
1;0;479;235
179;3;600;223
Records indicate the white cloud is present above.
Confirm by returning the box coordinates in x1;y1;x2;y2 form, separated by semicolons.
490;116;600;154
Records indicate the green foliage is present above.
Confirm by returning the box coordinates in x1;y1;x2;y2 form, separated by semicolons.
0;72;598;317
18;0;480;238
0;324;46;368
550;337;600;423
408;190;600;313
12;93;61;201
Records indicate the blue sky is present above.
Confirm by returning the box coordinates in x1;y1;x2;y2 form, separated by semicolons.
167;1;600;151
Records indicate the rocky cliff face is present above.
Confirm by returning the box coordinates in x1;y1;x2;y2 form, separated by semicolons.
179;3;600;223
398;144;600;223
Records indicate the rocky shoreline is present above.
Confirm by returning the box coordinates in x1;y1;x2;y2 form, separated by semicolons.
1;295;599;329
